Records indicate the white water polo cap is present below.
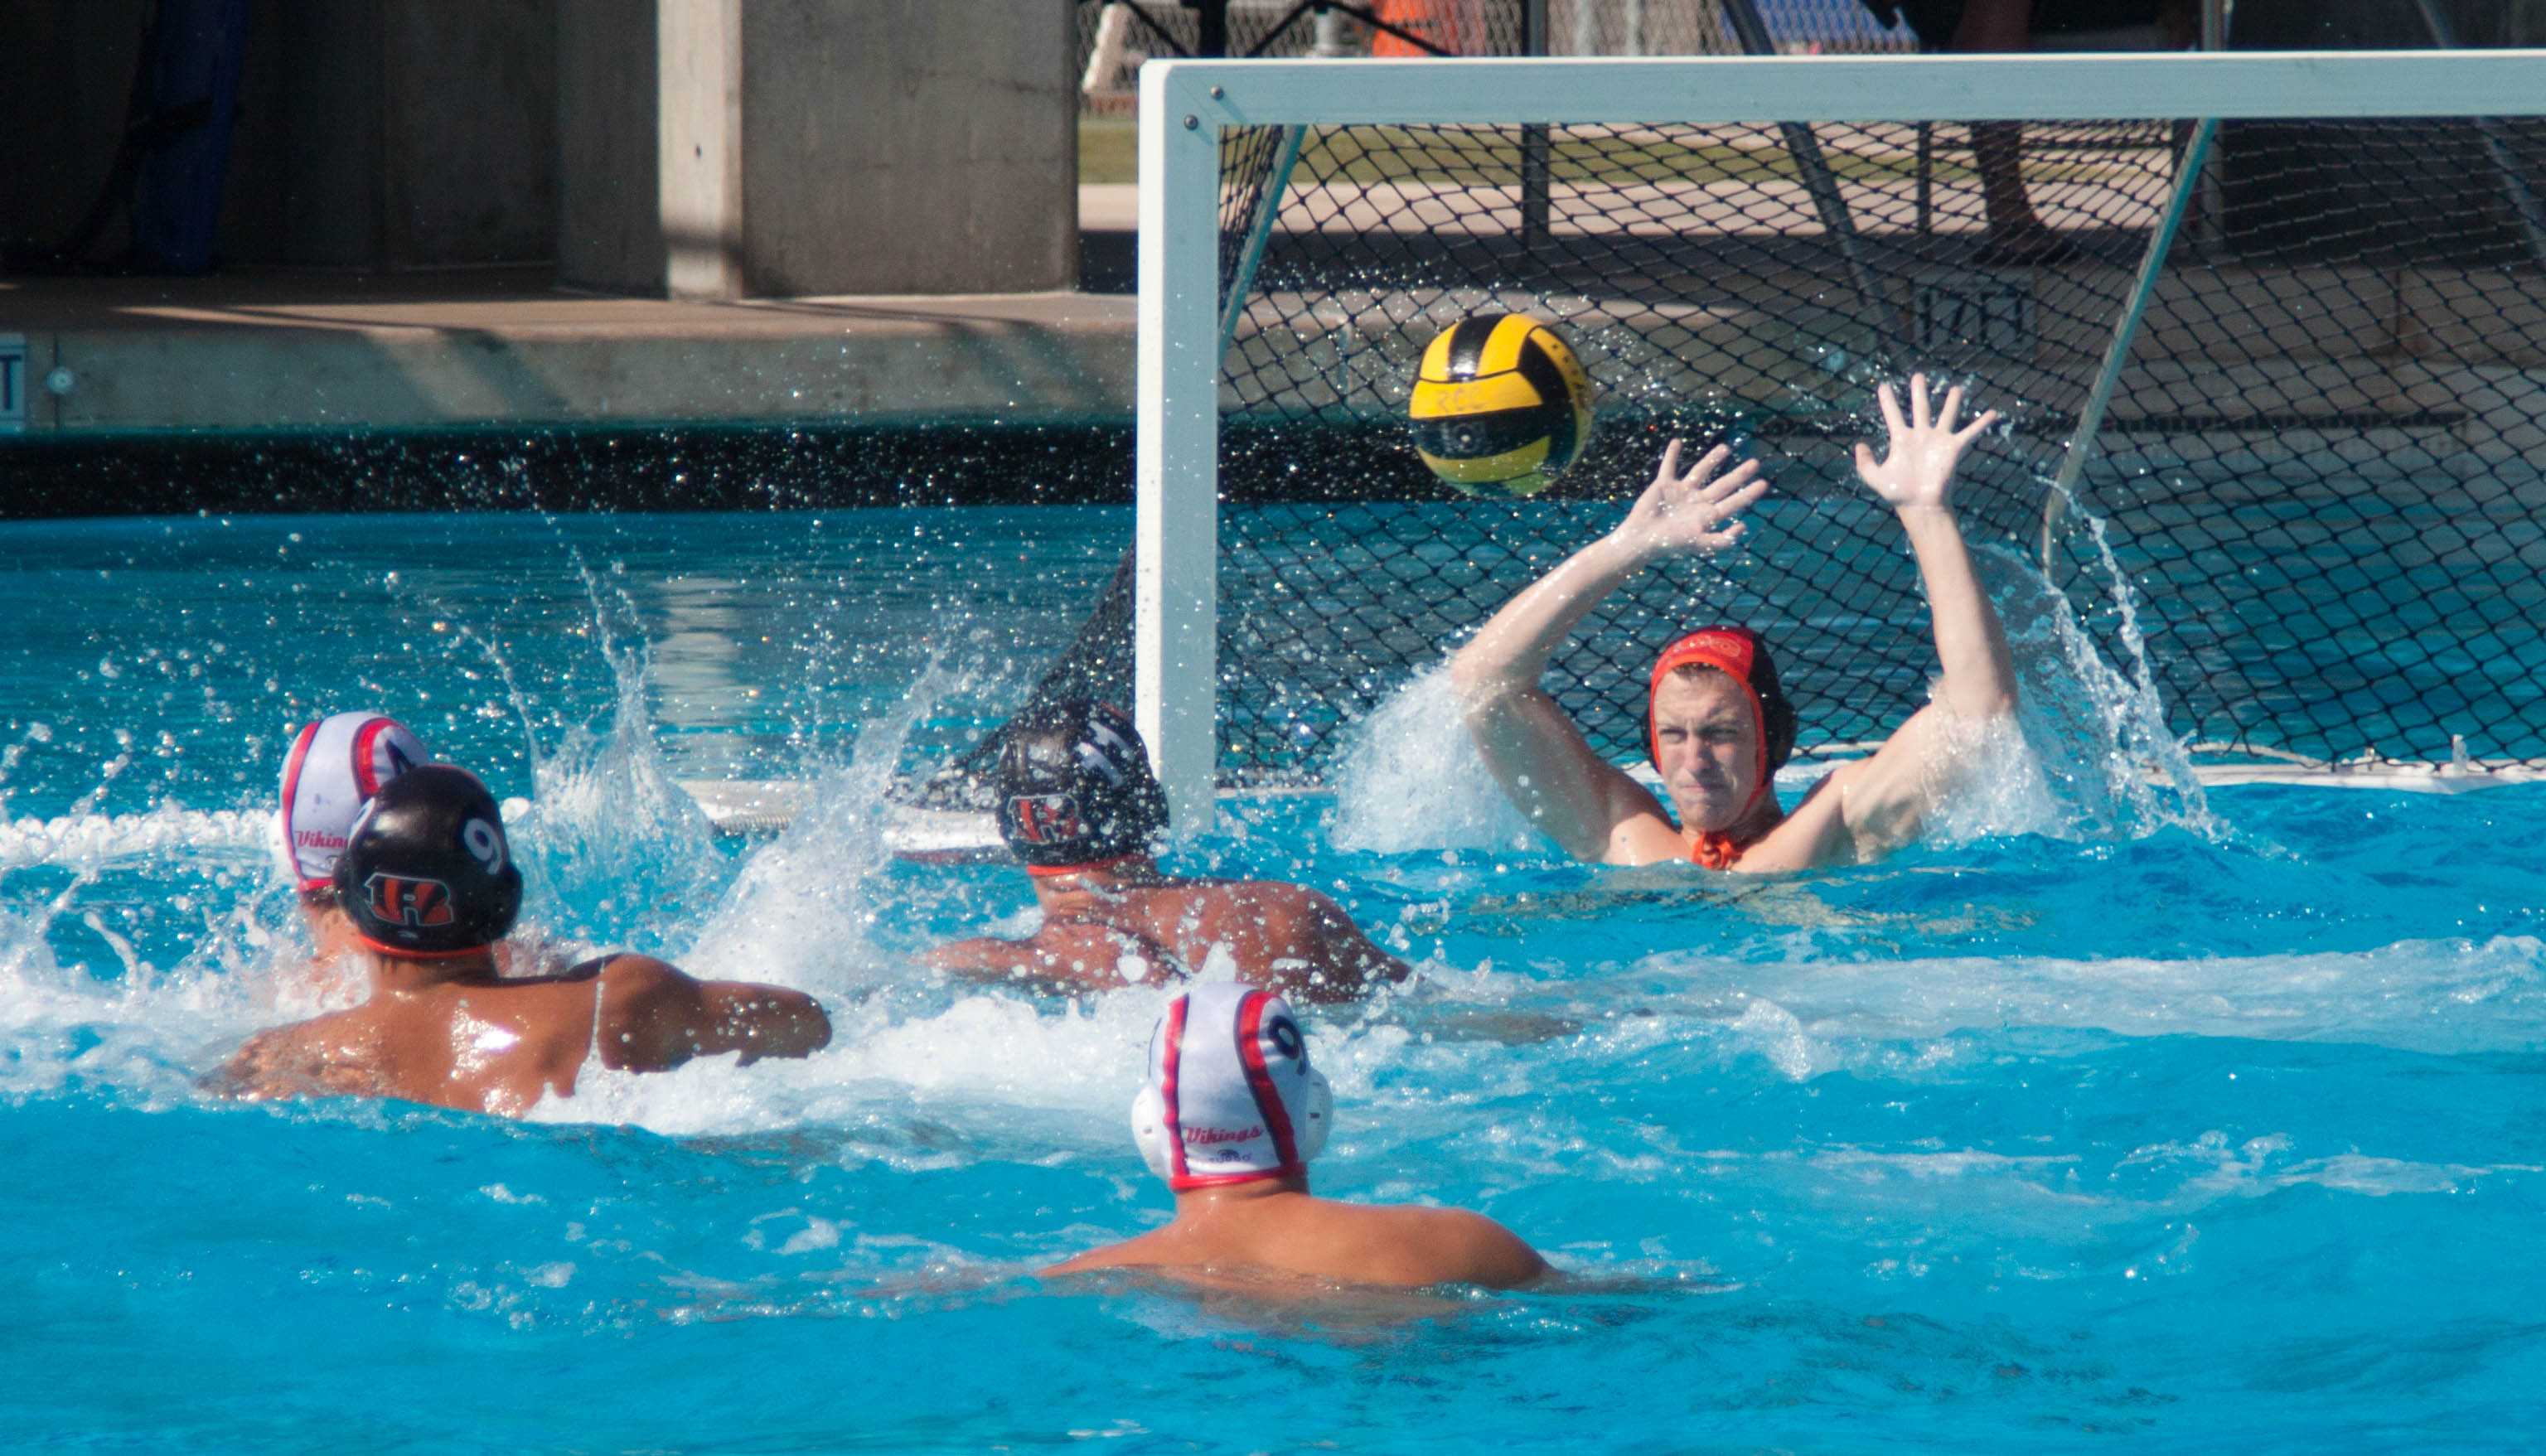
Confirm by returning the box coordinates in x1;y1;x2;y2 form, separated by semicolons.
273;712;429;893
1130;984;1333;1190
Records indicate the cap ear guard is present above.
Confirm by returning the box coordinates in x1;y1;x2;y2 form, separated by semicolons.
1290;1069;1334;1162
1130;1081;1177;1181
1749;644;1799;773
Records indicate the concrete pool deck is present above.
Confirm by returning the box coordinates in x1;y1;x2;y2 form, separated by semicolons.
0;187;1145;439
0;268;1138;438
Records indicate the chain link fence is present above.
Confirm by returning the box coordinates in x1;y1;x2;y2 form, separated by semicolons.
1077;2;1915;111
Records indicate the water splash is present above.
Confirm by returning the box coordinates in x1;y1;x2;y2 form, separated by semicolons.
1329;665;1537;854
512;631;725;947
1972;510;2219;844
538;985;1168;1144
0;805;265;874
679;657;959;994
0;721;55;820
488;559;727;952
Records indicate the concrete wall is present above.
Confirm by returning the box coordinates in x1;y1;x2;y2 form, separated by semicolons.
554;0;665;288
222;0;555;268
376;0;556;267
738;0;1077;295
221;2;387;266
556;0;1076;297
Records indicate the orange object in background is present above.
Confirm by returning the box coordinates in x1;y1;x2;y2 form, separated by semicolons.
1372;0;1479;56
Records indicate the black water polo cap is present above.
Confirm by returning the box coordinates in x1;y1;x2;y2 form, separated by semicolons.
992;699;1169;869
334;764;524;957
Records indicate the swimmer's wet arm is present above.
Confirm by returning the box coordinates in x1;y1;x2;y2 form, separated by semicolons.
1459;681;1652;862
696;980;830;1062
603;956;830;1067
1829;377;2018;856
1303;891;1425;998
1899;509;2017;720
1853;375;2016;723
1451;441;1769;699
1278;893;1413;1001
923;936;1032;983
1449;529;1646;702
928;925;1183;993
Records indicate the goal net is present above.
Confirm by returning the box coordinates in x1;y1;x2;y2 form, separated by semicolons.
1129;51;2546;824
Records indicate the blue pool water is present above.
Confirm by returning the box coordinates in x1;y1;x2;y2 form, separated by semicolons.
3;510;2543;1452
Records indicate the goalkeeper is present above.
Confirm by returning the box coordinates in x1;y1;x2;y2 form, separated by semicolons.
1448;375;2016;872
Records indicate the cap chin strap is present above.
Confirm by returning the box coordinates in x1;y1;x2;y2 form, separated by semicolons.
1688;830;1748;871
1024;853;1145;880
355;934;497;961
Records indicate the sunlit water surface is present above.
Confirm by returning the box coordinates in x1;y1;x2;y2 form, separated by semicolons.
3;510;2541;1453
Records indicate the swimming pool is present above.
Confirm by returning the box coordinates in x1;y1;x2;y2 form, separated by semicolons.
3;508;2541;1452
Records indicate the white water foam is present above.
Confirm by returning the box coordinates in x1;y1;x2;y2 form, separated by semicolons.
1328;665;1542;854
0;805;266;873
540;989;1169;1142
2138;1132;2544;1202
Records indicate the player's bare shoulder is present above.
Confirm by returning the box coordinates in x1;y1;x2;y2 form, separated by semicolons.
1359;1202;1548;1289
1215;876;1336;928
208;1011;384;1102
592;951;684;999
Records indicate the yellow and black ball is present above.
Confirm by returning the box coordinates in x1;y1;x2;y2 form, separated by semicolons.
1408;313;1595;496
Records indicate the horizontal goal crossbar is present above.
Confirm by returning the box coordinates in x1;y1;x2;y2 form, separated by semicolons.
1154;51;2546;128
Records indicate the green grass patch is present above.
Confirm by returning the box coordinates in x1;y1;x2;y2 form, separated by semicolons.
1081;117;1138;186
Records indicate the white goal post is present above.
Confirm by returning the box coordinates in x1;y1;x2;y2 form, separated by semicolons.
1135;50;2546;833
